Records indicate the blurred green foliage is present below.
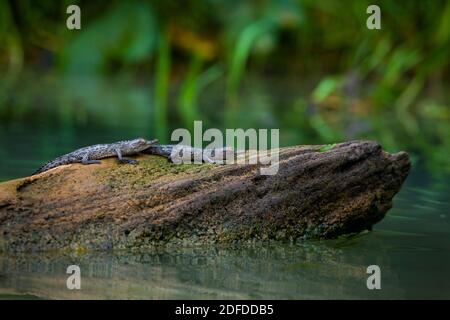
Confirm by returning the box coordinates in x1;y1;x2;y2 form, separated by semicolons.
0;0;449;177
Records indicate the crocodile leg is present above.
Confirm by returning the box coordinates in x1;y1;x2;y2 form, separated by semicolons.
116;148;138;165
202;151;215;164
81;153;101;165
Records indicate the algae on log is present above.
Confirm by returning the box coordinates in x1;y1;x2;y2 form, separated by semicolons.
0;140;410;252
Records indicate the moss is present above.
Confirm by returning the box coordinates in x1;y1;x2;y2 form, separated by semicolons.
96;155;215;189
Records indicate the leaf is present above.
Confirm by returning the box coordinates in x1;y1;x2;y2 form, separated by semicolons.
319;143;337;152
312;77;339;103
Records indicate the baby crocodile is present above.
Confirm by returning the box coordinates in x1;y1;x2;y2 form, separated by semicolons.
34;138;158;175
144;145;235;164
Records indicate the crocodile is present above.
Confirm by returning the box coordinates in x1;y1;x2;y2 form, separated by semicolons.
34;138;158;175
144;144;235;164
34;139;235;175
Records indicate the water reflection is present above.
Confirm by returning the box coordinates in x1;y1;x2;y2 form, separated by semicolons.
0;242;400;299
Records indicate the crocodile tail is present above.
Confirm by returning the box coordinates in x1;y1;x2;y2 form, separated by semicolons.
33;161;56;175
33;156;71;175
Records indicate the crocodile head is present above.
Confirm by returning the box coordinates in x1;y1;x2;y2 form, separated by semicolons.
125;138;158;153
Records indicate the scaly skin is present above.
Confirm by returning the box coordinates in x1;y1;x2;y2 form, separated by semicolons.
144;145;235;164
34;139;235;175
34;138;158;175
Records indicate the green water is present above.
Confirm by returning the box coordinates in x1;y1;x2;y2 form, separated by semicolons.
0;73;449;299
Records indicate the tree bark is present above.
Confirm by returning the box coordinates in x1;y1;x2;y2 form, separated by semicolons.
0;140;410;252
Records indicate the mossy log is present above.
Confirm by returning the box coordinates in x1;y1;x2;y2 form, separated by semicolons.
0;141;410;252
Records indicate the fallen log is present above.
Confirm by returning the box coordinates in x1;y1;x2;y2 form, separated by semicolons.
0;140;410;252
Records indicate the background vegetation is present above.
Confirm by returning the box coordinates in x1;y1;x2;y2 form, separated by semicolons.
0;0;449;179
